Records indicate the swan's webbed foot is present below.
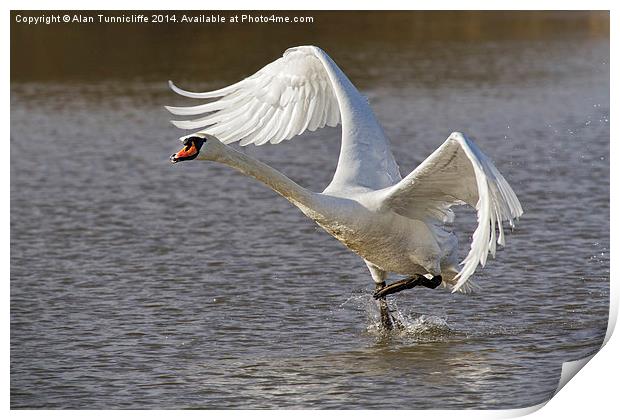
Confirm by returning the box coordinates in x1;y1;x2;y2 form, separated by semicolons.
373;274;442;300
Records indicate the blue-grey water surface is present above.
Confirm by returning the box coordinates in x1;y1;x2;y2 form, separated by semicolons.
11;11;609;409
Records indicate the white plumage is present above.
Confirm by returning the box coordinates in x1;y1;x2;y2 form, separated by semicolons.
167;45;523;293
167;47;340;144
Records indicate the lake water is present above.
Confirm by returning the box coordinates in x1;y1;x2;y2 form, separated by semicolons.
10;11;609;409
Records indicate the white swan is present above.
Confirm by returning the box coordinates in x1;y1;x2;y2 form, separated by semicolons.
167;46;523;325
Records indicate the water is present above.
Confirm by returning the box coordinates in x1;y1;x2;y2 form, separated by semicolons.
11;11;609;409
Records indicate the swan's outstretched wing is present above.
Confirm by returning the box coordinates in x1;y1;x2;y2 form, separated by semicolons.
167;46;402;191
381;132;523;293
166;47;341;146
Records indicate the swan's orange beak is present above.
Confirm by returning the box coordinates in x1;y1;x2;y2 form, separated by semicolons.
170;138;202;164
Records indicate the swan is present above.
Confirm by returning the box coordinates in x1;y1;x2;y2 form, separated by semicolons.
166;45;523;329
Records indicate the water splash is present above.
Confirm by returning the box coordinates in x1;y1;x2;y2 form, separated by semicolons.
340;291;452;341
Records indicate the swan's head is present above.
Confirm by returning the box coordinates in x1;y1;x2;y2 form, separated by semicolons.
169;135;208;163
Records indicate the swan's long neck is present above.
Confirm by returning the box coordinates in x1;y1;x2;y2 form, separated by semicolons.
201;140;325;218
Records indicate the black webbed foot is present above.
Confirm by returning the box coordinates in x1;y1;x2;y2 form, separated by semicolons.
373;275;442;300
418;275;443;290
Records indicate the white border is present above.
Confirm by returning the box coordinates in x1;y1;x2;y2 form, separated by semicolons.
5;1;617;419
3;0;620;10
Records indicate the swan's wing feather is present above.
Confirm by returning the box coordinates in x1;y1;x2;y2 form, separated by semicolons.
381;132;523;293
166;47;341;146
167;45;401;191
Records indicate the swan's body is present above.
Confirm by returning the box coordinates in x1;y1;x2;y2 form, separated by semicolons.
167;45;523;295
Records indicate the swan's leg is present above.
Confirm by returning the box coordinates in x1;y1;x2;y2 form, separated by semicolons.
373;274;442;300
374;281;393;330
365;261;396;330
